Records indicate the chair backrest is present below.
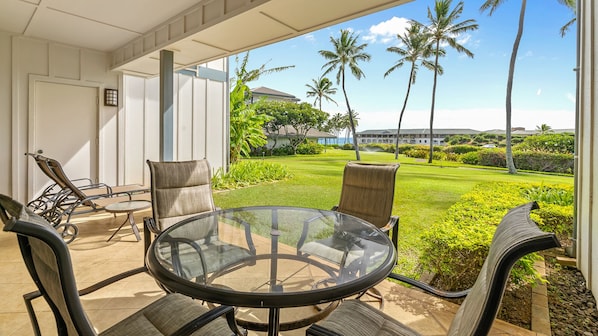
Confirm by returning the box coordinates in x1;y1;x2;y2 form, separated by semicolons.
46;158;94;207
25;153;64;188
336;161;400;229
147;159;216;231
447;202;561;336
0;194;97;336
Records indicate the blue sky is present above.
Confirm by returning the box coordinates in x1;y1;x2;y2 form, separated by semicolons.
232;0;576;132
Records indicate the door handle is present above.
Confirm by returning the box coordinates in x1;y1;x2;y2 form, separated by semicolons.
37;149;43;154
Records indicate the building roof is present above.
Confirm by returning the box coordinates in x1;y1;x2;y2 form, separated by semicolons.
251;87;300;102
357;128;481;135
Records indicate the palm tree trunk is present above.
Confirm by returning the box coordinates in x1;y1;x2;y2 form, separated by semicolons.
428;40;441;164
505;0;526;174
342;71;361;160
394;64;416;160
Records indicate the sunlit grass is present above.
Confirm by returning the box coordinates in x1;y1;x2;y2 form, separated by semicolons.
213;149;574;276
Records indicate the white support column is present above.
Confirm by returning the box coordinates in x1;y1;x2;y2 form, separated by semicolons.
576;0;597;298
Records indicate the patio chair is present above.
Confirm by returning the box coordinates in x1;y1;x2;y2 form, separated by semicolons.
25;153;95;213
297;161;400;306
144;159;256;282
40;156;150;243
0;194;245;336
306;202;561;336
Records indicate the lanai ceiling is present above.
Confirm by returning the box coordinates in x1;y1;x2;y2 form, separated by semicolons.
0;0;412;77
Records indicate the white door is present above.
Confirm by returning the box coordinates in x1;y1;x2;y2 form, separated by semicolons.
29;81;98;200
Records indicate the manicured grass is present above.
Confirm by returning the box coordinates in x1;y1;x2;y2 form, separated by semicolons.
213;149;574;275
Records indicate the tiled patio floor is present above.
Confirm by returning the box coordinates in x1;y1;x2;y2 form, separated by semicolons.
0;209;542;335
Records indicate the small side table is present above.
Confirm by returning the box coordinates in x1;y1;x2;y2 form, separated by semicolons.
105;200;151;242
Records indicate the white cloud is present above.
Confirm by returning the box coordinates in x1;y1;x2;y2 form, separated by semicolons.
364;17;410;44
304;34;316;43
537;89;542;96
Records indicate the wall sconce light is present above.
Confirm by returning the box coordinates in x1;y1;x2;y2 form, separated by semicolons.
104;88;118;106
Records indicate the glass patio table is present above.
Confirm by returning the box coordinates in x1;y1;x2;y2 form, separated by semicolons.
145;206;396;336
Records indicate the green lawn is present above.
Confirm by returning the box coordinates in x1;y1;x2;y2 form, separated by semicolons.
213;149;573;275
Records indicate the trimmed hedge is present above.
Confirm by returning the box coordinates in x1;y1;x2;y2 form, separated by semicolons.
513;151;574;174
419;182;572;291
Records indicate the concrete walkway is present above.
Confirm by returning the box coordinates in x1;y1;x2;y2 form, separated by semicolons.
0;210;544;335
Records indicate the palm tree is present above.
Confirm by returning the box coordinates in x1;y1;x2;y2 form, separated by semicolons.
305;76;338;111
231;51;294;99
384;22;439;160
417;0;478;164
480;0;527;174
319;29;371;161
558;0;576;37
536;123;553;134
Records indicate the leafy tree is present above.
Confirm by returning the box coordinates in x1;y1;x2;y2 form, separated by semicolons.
254;100;329;154
228;51;293;162
385;22;439;160
417;0;478;163
319;29;371;160
536;123;553;134
229;81;271;163
305;76;338;111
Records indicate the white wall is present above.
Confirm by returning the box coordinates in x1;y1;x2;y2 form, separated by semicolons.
576;0;597;301
0;33;229;203
123;65;229;185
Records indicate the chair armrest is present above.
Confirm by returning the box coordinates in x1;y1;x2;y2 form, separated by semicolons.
23;267;149;336
388;272;470;299
78;267;148;296
220;213;257;256
171;304;246;336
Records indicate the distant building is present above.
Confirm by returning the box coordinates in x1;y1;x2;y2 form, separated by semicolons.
357;128;480;146
250;86;300;103
357;128;575;146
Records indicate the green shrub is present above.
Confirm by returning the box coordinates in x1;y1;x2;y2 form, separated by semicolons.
342;143;354;150
404;148;428;159
361;143;394;153
398;144;417;154
420;182;571;291
513;151;574;174
296;141;324;154
516;133;575;154
460;151;480;165
212;160;291;190
444;145;480;154
478;149;506;167
271;145;294;156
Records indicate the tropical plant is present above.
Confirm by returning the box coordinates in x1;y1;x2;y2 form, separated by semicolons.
319;29;371;161
229;81;271;163
384;22;439;160
535;123;553;134
305;76;338;111
416;0;478;164
558;0;576;37
230;51;294;99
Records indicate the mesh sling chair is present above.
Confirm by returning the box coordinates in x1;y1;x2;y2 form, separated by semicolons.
306;202;561;336
0;194;245;336
144;159;256;283
297;162;400;307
